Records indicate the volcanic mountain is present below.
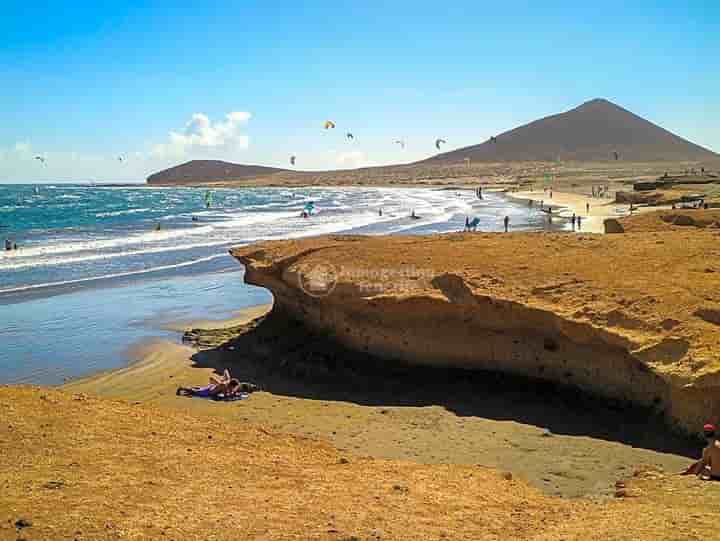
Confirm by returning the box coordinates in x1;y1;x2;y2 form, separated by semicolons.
424;98;718;163
146;99;718;185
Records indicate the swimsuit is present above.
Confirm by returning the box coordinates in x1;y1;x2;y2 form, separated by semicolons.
192;384;216;397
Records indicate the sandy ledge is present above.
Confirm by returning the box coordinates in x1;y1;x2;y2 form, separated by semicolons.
230;217;720;437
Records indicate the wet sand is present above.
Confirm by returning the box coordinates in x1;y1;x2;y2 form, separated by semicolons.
65;305;697;499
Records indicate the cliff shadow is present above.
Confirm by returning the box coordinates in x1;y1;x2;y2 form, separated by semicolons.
186;311;698;459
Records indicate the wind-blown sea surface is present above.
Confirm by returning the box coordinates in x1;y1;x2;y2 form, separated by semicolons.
0;184;548;384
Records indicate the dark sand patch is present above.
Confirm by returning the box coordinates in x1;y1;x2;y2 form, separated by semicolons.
65;308;698;499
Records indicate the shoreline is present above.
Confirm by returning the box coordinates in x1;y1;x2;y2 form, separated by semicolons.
1;185;537;386
62;303;273;393
507;189;672;233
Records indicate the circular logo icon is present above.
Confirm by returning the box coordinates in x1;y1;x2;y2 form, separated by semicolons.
298;262;338;298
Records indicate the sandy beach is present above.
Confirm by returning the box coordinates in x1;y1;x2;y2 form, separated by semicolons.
509;190;671;233
7;209;720;539
64;303;695;499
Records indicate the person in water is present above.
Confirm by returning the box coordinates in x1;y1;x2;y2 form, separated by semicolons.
503;215;509;232
682;424;720;479
576;215;582;230
4;239;12;251
176;369;244;398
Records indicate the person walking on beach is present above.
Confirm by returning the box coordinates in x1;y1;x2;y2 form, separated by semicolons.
577;215;582;230
503;215;510;233
586;202;590;214
571;213;577;230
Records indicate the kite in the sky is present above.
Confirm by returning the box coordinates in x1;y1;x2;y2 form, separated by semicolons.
394;140;406;149
290;155;296;166
34;156;45;163
435;138;446;150
346;132;354;140
324;120;336;130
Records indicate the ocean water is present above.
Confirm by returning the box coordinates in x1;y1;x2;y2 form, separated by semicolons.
0;184;548;384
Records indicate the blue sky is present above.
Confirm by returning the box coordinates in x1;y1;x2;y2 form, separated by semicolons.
1;0;718;182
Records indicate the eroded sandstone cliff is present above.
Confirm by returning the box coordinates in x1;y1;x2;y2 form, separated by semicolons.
231;230;720;436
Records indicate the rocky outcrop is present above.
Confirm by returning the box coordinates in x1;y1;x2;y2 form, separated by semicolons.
615;191;665;205
604;218;625;234
231;232;720;436
619;209;720;232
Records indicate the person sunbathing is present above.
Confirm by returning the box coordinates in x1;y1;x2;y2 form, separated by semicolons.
176;369;240;398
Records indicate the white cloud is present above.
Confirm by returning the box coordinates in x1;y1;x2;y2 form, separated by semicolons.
335;150;375;168
153;111;251;158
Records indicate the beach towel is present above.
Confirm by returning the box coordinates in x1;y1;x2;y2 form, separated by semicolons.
210;392;250;402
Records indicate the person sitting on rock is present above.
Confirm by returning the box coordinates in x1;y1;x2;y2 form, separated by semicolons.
681;424;720;479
